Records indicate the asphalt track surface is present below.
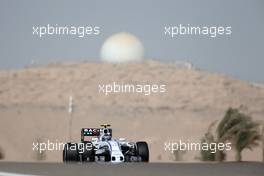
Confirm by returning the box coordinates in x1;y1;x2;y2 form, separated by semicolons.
0;162;263;176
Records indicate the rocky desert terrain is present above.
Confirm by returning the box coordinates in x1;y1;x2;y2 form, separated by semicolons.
0;60;263;162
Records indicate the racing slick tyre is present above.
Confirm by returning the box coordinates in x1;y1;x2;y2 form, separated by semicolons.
104;154;111;162
124;155;131;162
136;141;149;162
63;143;79;162
81;141;95;162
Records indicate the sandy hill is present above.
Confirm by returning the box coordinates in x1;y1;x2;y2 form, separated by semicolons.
0;60;263;162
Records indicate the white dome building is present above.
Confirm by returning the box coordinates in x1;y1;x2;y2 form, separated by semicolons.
100;32;144;63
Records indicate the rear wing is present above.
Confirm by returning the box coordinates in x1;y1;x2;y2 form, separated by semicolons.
81;128;100;142
81;128;113;142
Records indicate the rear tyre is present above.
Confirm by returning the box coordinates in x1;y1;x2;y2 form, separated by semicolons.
136;141;149;162
63;143;79;162
81;141;95;162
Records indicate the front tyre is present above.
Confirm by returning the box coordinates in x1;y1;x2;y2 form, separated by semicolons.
136;141;149;162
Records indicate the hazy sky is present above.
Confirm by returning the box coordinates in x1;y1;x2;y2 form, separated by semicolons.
0;0;263;82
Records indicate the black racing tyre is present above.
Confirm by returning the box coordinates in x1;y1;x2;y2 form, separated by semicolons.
105;154;111;162
81;141;95;162
124;155;131;162
136;141;149;162
63;143;79;162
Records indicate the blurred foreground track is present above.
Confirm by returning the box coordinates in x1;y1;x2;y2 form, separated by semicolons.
0;162;263;176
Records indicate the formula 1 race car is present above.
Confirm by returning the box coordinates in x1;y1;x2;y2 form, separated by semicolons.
63;124;149;163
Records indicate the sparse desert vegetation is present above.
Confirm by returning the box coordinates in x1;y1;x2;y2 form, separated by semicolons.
199;108;262;162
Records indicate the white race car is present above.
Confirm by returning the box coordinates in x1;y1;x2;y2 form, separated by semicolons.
63;124;149;163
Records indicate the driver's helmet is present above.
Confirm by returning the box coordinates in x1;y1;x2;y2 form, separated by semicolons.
100;128;111;141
